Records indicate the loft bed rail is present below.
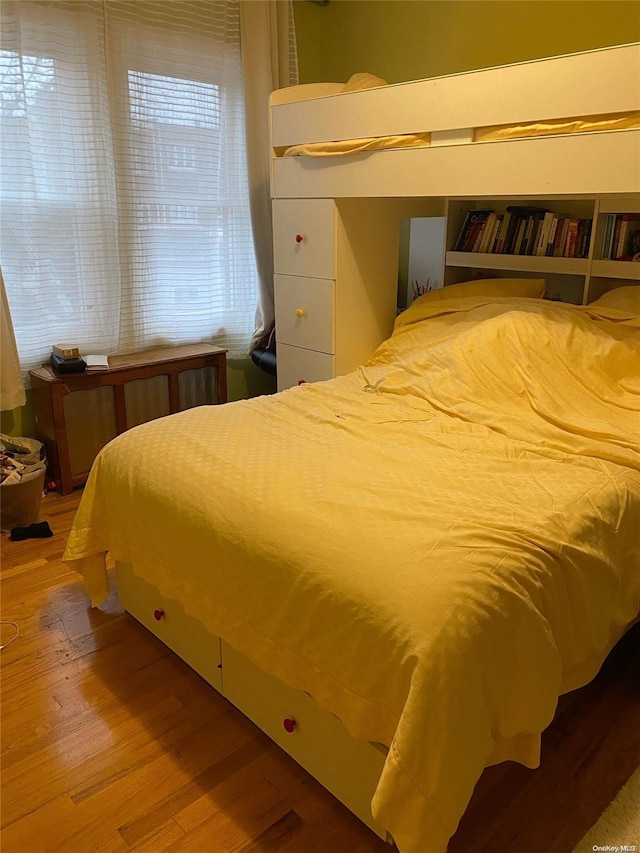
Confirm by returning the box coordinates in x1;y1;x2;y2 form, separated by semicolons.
270;43;640;200
271;42;639;148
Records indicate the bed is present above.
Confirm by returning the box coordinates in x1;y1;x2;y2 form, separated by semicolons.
269;42;640;200
64;280;640;853
65;42;640;852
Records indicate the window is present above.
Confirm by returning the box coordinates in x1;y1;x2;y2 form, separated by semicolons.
0;0;259;371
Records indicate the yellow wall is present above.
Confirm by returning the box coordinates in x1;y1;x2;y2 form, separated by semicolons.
294;0;639;84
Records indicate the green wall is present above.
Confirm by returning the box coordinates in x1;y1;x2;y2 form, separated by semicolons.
1;396;36;439
294;0;639;84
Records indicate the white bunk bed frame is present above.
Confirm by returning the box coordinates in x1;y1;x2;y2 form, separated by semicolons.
110;43;639;853
261;41;640;843
271;42;640;200
269;42;639;392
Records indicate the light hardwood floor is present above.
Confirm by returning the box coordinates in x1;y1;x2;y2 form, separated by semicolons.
1;490;638;853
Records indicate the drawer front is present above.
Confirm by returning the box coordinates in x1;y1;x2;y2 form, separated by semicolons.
221;641;389;841
275;274;335;353
116;562;222;693
273;199;336;279
277;344;334;392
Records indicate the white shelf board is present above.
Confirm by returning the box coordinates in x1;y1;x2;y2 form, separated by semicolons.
591;260;640;280
597;197;640;215
446;251;589;276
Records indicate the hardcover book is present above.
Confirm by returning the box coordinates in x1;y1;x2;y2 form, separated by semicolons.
477;213;498;253
495;212;512;254
453;210;493;251
601;214;616;259
51;354;86;374
614;215;640;260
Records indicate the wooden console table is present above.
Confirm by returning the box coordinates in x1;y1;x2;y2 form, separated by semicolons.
29;343;227;495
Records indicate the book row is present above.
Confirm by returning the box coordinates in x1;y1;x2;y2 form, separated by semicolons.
601;214;640;261
452;207;592;259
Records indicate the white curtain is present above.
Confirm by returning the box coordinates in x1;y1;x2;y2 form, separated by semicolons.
1;267;26;411
0;0;262;371
240;0;298;352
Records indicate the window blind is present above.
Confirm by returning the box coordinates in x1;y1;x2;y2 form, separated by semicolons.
0;0;260;370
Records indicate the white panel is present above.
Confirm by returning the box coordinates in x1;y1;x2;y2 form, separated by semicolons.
273;131;640;200
116;562;222;693
277;344;334;391
272;43;640;147
273;199;336;278
407;218;447;304
275;274;335;354
222;640;389;841
332;198;434;375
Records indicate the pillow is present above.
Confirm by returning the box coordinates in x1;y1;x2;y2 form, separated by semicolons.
342;73;388;92
422;278;546;301
589;285;640;314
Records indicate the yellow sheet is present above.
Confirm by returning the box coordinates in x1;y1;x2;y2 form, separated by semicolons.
282;111;639;157
64;296;640;853
283;132;432;157
475;110;640;142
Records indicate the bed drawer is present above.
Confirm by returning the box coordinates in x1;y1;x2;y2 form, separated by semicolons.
273;199;336;279
221;641;390;841
275;274;335;354
276;343;334;391
116;562;222;693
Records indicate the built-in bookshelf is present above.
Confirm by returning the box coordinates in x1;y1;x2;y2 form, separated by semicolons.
599;214;640;261
452;207;591;260
589;197;640;299
444;196;640;304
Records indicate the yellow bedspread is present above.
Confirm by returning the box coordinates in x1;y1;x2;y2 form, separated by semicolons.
64;296;640;853
282;112;640;157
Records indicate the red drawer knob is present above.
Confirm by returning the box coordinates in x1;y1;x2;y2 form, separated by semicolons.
153;609;165;621
297;379;306;385
283;718;296;733
295;234;303;243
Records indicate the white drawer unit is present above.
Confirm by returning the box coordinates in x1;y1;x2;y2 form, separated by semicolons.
273;198;436;391
273;198;336;279
113;560;392;843
116;562;223;693
276;343;334;391
221;640;390;842
274;274;335;354
273;198;338;391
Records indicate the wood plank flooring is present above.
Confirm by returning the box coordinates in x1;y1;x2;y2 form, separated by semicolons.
1;490;638;853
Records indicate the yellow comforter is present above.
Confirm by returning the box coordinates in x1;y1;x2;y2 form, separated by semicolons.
64;296;640;853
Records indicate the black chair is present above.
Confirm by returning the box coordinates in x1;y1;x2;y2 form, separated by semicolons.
250;345;276;376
